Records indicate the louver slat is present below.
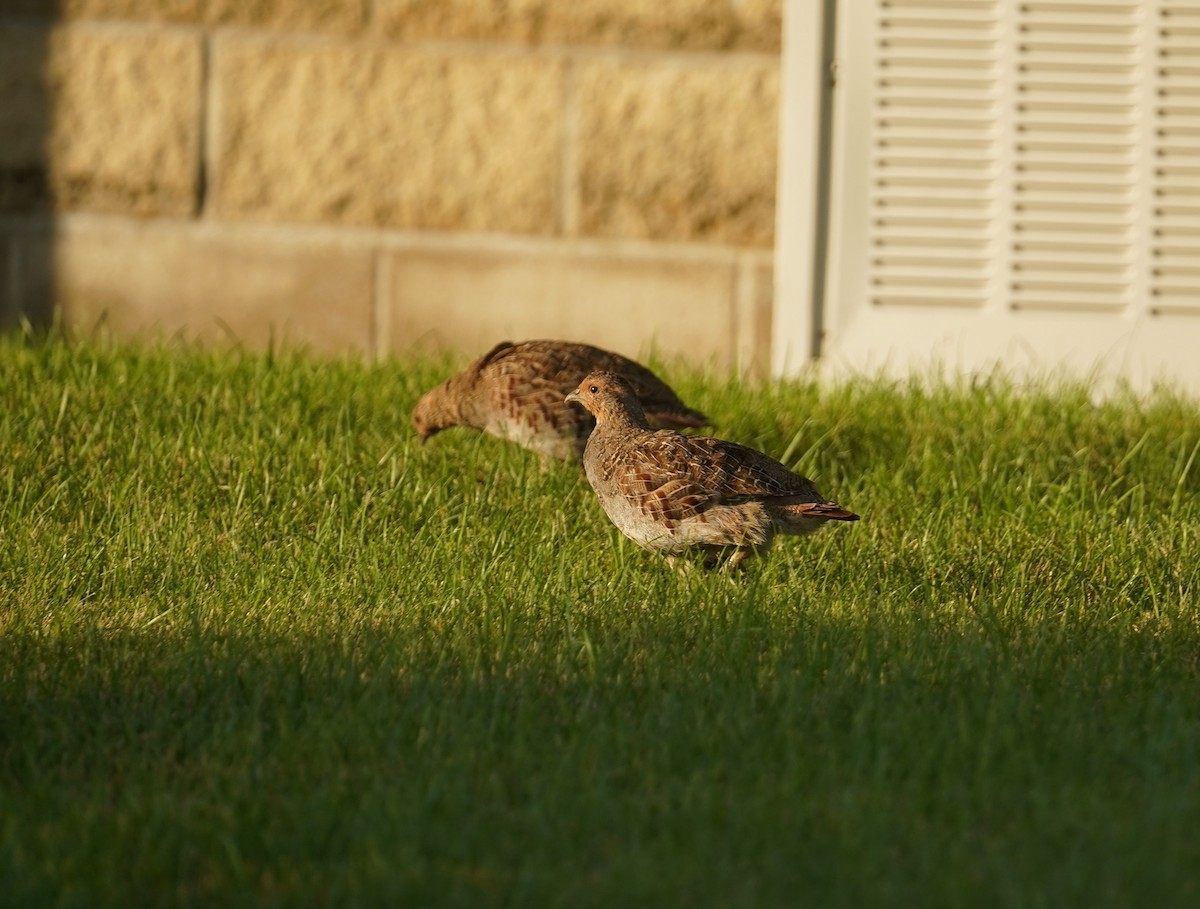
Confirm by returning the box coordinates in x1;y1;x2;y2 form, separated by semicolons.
1153;3;1200;313
803;0;1200;392
870;0;998;309
1010;1;1138;312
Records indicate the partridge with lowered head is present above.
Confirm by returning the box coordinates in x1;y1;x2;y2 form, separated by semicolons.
566;370;859;568
412;340;706;461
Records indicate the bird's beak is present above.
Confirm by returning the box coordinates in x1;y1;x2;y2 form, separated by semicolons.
564;388;581;405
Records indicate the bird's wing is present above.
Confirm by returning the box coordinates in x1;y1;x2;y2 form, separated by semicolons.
593;430;814;524
486;368;593;439
604;439;718;527
512;341;707;427
662;434;825;502
469;340;516;374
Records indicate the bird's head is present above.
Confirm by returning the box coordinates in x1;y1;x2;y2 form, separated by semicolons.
410;383;457;445
565;370;648;426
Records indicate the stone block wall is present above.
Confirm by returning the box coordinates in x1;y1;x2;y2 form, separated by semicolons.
0;0;781;371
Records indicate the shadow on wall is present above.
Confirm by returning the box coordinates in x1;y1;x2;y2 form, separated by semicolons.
0;4;55;332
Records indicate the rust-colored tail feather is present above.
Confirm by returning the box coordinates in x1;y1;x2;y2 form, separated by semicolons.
790;501;860;521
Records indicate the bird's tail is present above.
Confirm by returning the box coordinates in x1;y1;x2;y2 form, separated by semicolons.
783;501;860;522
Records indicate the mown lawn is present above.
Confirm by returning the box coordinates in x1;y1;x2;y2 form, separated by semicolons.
2;330;1199;908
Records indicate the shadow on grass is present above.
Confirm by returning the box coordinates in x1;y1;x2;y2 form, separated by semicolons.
3;608;1199;908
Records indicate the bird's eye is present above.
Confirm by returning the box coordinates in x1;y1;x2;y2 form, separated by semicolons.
589;384;599;394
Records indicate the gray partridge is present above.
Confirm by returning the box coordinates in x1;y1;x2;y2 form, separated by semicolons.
565;370;859;569
412;340;707;461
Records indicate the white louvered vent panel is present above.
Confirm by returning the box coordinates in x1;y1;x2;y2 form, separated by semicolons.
797;0;1200;392
869;0;999;308
1011;1;1140;312
1153;3;1200;314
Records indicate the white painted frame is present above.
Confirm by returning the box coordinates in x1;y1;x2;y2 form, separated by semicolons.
772;0;836;376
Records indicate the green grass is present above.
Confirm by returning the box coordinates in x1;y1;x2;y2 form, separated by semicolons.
2;328;1199;908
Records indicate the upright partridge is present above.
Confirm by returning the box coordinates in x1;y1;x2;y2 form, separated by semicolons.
566;370;859;569
412;340;706;461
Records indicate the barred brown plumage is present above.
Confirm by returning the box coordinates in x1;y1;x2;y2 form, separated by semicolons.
412;340;706;461
566;370;859;569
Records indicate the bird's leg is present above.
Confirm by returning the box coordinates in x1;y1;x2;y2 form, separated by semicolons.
720;548;752;573
666;554;691;577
